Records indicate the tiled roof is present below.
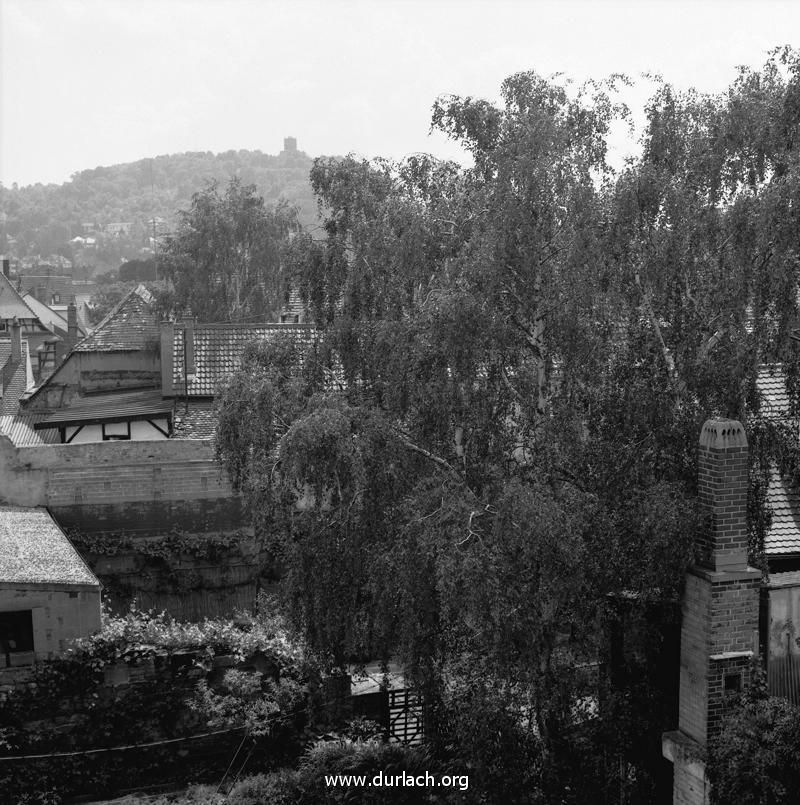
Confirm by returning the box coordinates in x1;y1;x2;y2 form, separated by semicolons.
0;413;59;446
17;275;74;301
172;401;218;440
74;284;158;353
757;365;791;419
172;323;316;397
0;340;32;416
0;506;100;587
34;389;172;430
0;272;37;321
764;469;800;555
756;366;800;555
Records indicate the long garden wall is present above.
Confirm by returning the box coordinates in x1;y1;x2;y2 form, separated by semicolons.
0;435;243;534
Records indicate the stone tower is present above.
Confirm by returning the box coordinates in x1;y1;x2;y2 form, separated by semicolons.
663;419;761;804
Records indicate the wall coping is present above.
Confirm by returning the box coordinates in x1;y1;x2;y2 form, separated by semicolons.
709;650;753;661
688;566;762;583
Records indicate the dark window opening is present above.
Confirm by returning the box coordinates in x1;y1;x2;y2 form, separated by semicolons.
724;673;742;694
0;610;34;667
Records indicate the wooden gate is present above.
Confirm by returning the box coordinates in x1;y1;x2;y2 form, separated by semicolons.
351;688;425;744
388;689;425;745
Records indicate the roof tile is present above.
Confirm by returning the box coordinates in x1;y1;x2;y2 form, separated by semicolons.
172;323;316;397
74;284;158;353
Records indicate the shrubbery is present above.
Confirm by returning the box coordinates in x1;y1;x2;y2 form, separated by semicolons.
0;605;318;802
707;678;800;805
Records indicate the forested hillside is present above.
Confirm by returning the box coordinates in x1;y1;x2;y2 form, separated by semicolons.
0;144;320;274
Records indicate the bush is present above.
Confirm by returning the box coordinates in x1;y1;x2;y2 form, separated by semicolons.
708;691;800;804
226;770;299;805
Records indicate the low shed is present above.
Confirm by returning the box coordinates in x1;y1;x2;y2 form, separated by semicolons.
0;506;101;667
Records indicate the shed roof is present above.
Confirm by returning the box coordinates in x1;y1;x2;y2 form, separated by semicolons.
0;506;100;587
171;322;316;397
34;389;172;430
0;413;59;446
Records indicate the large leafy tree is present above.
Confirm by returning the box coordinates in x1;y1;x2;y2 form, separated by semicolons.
161;177;298;321
216;50;800;802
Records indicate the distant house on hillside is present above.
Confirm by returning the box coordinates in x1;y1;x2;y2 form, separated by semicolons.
105;222;133;237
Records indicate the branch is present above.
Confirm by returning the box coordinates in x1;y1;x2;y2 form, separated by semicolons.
500;365;524;403
392;427;466;484
696;326;728;365
634;264;684;396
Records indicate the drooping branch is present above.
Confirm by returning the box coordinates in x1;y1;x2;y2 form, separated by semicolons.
634;263;684;397
391;426;467;485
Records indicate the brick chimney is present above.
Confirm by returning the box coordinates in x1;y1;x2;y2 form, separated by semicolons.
2;258;9;277
663;418;762;805
67;302;78;349
10;317;21;363
697;419;749;571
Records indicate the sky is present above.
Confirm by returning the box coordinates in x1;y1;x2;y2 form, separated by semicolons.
1;0;798;187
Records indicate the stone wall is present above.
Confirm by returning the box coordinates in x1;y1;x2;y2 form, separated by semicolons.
0;435;243;533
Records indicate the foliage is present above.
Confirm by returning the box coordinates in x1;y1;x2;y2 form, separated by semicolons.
87;280;136;323
120;257;157;281
190;669;305;737
160;177;298;321
707;672;800;805
70;529;262;598
213;49;800;802
0;146;318;272
0;604;310;757
75;602;307;668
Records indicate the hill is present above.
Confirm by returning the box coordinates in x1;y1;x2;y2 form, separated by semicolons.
0;142;321;275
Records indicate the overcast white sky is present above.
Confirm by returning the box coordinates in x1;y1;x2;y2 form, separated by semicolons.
1;0;798;187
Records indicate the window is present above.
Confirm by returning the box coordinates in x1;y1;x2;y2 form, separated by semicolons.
102;421;131;441
724;672;742;695
0;610;34;667
52;293;61;304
